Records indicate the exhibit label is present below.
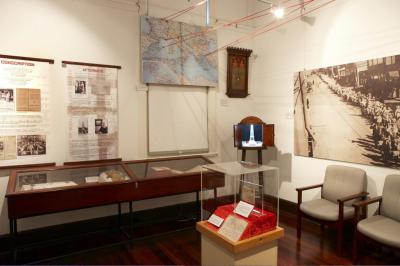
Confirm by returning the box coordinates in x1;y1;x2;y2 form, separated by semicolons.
208;214;224;228
234;200;254;218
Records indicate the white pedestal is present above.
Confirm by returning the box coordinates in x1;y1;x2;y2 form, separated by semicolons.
197;222;284;266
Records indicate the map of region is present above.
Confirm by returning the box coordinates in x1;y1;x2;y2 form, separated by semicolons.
141;16;218;87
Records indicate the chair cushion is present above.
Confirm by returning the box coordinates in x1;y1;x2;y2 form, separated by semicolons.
322;165;367;206
300;198;354;221
381;174;400;222
358;215;400;248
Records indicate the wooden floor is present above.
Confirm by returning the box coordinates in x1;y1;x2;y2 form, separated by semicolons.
3;210;400;265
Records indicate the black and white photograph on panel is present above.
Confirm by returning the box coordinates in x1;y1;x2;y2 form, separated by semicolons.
294;54;400;169
75;80;86;94
17;135;46;156
95;119;108;134
78;118;89;135
0;89;15;112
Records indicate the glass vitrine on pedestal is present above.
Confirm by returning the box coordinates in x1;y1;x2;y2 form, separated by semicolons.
200;161;280;242
197;161;283;266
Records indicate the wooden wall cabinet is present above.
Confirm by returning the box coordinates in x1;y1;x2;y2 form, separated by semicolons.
226;47;252;98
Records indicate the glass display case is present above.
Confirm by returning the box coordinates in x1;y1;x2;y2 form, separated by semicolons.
15;164;130;192
5;156;225;263
6;156;223;219
6;162;134;219
200;161;279;242
125;157;212;180
124;156;225;201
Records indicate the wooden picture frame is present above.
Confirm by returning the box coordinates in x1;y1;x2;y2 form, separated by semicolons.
226;47;252;98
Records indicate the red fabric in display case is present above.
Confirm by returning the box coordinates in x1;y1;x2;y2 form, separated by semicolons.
206;203;277;241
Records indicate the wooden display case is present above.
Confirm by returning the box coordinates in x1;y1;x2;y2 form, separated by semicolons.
125;156;225;201
6;162;133;219
5;156;224;263
6;156;223;219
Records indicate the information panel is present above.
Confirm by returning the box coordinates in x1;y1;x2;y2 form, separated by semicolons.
66;64;119;161
0;58;51;164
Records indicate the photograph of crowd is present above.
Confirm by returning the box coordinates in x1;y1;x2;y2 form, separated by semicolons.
95;119;108;134
75;80;86;94
294;54;400;168
78;118;89;135
17;135;46;156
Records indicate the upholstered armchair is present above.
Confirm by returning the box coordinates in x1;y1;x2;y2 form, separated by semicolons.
296;165;368;254
353;174;400;262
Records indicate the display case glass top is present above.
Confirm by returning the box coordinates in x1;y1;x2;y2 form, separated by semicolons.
12;164;130;193
202;161;278;176
126;156;211;179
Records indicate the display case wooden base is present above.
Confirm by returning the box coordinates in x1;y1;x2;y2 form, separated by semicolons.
196;221;284;266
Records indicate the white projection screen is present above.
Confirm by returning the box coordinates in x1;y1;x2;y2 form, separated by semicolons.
148;86;209;155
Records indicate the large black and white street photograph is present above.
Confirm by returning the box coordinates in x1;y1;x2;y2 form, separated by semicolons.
294;54;400;168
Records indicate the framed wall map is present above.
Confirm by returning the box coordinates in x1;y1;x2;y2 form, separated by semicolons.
226;47;252;98
141;16;218;87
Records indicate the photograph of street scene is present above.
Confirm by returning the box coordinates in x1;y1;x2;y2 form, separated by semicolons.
294;54;400;168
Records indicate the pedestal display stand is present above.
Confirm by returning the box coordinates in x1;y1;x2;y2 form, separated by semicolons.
200;161;281;266
197;221;284;266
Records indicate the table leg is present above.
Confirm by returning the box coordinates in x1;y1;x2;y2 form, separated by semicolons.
239;150;247;199
118;202;122;230
129;201;133;239
196;191;200;220
257;149;264;197
9;219;17;264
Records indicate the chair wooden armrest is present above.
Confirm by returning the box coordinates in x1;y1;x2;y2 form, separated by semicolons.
353;196;383;223
338;192;369;204
338;192;369;225
296;183;323;192
352;196;382;208
296;184;323;206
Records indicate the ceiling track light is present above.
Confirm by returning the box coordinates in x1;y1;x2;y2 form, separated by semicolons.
271;6;285;18
256;0;285;19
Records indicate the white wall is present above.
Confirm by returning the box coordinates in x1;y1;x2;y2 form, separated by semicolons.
0;0;255;234
217;0;400;210
2;0;398;235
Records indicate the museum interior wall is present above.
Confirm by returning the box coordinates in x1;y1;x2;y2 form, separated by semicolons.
1;0;400;235
0;0;254;234
216;0;400;207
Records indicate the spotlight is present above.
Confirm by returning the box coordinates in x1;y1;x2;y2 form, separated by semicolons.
272;7;285;19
